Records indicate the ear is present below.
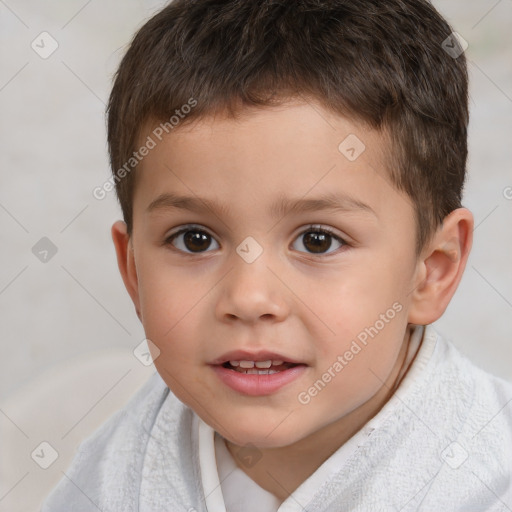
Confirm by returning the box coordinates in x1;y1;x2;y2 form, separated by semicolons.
111;220;142;321
407;208;474;325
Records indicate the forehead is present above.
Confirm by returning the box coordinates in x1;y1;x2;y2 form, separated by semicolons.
133;101;411;226
138;99;387;165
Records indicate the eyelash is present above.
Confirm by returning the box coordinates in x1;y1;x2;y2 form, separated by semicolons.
164;224;348;256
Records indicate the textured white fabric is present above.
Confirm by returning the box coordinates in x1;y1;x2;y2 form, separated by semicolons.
41;324;512;512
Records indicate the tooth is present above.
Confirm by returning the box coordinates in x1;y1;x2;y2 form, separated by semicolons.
229;360;240;367
235;367;282;375
272;360;284;366
255;360;272;368
239;360;255;368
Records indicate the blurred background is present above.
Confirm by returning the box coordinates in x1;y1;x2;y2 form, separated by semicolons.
0;0;511;510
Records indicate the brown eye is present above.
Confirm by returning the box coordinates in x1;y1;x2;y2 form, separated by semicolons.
303;232;332;253
183;231;212;252
167;227;220;253
292;226;344;255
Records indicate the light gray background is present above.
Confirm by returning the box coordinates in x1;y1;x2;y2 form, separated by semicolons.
0;1;511;505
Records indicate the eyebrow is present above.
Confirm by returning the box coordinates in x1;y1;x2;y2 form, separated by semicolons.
146;192;377;219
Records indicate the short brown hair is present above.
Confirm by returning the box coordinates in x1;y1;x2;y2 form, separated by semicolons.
107;0;469;254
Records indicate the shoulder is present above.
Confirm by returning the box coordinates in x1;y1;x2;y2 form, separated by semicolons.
41;372;185;512
432;326;512;424
365;326;512;510
421;326;512;508
78;370;171;451
424;325;512;441
448;335;512;467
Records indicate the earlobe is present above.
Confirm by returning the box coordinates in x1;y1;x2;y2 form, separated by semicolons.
111;221;142;321
407;208;474;325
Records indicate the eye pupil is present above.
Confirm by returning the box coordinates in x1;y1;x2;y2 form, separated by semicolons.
304;232;332;253
184;231;211;252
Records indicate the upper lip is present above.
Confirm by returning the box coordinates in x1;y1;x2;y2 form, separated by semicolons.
209;350;304;365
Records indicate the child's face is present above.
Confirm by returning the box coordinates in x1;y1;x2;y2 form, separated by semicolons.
121;101;426;448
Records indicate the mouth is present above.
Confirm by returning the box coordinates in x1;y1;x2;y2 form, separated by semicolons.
211;354;308;396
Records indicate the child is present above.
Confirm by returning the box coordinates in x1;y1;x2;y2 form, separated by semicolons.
42;0;512;510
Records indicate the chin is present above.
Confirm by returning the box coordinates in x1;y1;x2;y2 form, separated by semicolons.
218;417;308;449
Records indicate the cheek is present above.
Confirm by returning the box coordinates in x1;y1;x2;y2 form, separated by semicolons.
302;260;412;382
137;262;199;334
308;305;409;417
136;274;207;384
305;261;407;332
146;299;211;408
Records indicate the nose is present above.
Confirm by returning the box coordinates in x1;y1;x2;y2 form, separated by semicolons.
215;251;289;324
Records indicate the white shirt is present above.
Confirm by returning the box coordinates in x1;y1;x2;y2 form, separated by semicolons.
42;323;512;512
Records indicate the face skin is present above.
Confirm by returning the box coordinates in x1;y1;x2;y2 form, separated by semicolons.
112;100;473;501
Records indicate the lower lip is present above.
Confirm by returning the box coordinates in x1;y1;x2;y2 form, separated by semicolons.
211;364;307;396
